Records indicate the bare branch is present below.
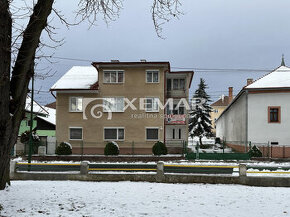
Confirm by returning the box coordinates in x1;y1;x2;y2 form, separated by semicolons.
152;0;183;38
76;0;123;27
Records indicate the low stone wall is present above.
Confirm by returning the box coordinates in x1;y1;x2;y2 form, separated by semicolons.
10;161;290;187
11;172;290;187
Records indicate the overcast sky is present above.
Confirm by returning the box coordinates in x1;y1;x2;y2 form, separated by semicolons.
30;0;290;104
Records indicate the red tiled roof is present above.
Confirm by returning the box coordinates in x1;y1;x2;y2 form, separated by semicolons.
45;101;56;109
211;96;230;107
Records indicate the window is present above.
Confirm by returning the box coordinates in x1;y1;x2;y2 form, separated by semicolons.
167;79;172;91
146;70;159;83
268;106;281;123
70;97;83;112
103;97;124;112
167;78;186;90
146;128;159;140
104;70;124;83
104;128;124;140
69;127;83;140
145;97;159;112
168;104;184;115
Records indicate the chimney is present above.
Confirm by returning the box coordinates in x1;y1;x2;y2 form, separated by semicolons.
111;60;119;63
247;78;253;86
228;87;233;103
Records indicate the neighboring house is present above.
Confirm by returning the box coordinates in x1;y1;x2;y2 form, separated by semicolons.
45;101;56;109
16;96;56;154
210;87;233;135
50;61;194;154
216;58;290;158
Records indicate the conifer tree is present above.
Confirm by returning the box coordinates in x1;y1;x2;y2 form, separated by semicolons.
189;78;213;146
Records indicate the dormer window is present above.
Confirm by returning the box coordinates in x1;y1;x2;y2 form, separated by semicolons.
104;70;124;83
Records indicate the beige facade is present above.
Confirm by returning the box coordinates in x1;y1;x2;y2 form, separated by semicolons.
52;62;193;154
210;87;233;135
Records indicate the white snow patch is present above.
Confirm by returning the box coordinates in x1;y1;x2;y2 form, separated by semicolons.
1;181;290;217
246;65;290;89
51;66;98;90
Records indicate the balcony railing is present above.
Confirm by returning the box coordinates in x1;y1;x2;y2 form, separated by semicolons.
165;139;185;147
165;114;186;124
166;89;186;98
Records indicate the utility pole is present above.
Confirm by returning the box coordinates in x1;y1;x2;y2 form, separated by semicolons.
28;75;34;171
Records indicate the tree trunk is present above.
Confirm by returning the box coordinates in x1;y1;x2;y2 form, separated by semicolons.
0;0;54;190
0;0;12;190
199;136;203;147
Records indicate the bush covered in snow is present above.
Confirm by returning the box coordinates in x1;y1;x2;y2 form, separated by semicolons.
55;142;72;155
152;141;167;155
248;145;262;158
104;142;119;155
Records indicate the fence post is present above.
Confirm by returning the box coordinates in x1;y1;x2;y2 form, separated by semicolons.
10;160;17;179
80;161;89;175
156;161;164;182
239;164;247;177
81;140;84;161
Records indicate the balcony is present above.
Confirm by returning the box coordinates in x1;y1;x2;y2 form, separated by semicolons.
166;89;186;98
165;114;186;125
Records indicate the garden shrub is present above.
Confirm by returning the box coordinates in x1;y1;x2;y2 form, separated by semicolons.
152;141;167;155
55;142;72;155
248;145;262;158
104;142;119;155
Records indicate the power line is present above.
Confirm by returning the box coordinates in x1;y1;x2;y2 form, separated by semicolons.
45;56;274;73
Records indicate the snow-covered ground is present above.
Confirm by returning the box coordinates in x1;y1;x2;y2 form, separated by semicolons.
1;181;290;217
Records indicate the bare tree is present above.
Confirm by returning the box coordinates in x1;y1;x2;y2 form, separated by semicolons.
0;0;182;190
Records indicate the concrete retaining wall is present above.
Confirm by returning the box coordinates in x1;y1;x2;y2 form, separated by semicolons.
10;161;290;187
11;172;290;187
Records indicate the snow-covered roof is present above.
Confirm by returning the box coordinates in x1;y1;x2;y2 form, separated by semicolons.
246;66;290;89
50;66;98;90
37;106;56;125
25;95;48;115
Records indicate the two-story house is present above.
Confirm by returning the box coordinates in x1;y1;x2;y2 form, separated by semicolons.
50;61;194;154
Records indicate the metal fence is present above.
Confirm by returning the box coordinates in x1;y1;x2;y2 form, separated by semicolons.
224;141;290;158
53;140;187;157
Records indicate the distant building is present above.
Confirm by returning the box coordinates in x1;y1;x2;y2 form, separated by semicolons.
216;57;290;158
210;87;233;135
16;96;56;155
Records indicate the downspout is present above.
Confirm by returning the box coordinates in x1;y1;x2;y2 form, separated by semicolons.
163;69;169;144
245;90;248;152
50;90;56;99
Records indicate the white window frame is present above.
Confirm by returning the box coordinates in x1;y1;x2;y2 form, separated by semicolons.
103;70;125;84
146;70;159;83
69;127;83;140
103;97;125;112
104;127;125;141
145;97;159;112
145;127;159;141
69;96;83;112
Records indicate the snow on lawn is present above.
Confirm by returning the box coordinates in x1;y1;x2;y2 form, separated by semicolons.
1;181;290;217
